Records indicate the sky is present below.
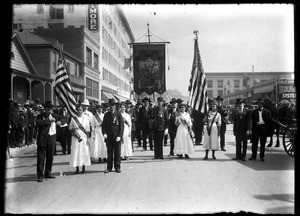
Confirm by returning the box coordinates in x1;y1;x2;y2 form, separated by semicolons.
122;4;294;96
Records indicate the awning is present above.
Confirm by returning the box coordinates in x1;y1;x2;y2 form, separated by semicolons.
101;91;115;102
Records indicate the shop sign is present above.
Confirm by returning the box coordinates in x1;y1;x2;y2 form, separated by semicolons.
88;4;98;31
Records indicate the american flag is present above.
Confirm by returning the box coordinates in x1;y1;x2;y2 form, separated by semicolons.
188;36;208;114
54;48;77;118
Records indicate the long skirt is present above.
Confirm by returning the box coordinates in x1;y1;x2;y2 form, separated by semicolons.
90;127;107;159
70;136;91;167
203;123;219;150
121;124;133;157
174;124;194;154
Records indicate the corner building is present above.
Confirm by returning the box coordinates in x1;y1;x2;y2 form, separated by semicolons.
13;4;135;103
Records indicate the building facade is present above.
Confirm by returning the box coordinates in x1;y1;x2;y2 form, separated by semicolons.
205;71;294;100
12;4;135;103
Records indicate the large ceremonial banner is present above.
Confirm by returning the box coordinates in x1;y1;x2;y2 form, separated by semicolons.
133;43;166;95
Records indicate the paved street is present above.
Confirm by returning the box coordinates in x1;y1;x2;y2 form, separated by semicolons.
5;124;294;214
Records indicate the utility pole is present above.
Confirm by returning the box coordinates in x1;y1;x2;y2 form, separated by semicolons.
147;23;152;45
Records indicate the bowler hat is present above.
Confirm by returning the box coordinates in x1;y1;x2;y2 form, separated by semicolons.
142;97;151;103
44;101;54;108
255;98;265;104
215;96;223;101
81;99;90;106
176;98;183;103
157;96;164;102
235;98;245;105
108;98;117;105
170;98;177;104
125;100;132;104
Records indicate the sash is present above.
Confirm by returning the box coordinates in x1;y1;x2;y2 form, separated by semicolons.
94;113;102;126
73;116;88;137
178;113;194;142
207;112;218;136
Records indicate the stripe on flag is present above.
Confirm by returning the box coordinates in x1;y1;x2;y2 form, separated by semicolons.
188;37;208;114
54;50;77;118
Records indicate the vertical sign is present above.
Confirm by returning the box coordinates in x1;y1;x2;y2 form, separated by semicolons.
88;4;98;31
133;43;166;95
277;79;296;103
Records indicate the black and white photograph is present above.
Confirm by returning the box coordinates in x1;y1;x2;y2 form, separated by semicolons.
6;3;296;214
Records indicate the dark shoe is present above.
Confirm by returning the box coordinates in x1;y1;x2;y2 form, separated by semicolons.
249;157;256;160
212;156;216;160
267;143;272;147
178;154;183;159
152;157;158;160
104;169;112;173
37;176;43;182
203;156;208;160
98;158;103;163
103;158;107;162
82;166;86;174
185;154;190;159
232;157;239;160
116;169;121;173
221;148;226;151
241;158;246;161
45;174;56;179
260;158;265;161
74;170;79;174
160;157;164;160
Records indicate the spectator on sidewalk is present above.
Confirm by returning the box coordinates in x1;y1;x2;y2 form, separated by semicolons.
120;102;133;160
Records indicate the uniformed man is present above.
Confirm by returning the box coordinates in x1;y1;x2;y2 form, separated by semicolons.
102;98;124;173
150;97;169;159
138;97;153;151
168;98;179;156
216;96;228;151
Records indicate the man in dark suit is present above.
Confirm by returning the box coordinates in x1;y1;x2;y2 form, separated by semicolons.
57;106;71;155
168;98;179;156
36;101;59;182
232;98;252;161
102;98;124;173
150;97;169;159
138;97;153;151
191;109;205;145
135;101;143;148
249;98;272;161
216;96;228;151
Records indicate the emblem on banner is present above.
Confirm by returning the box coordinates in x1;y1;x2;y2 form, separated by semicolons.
138;58;161;90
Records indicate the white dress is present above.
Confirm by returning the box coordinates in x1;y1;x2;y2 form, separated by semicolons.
83;110;93;145
203;111;221;150
121;112;133;157
69;115;91;167
90;113;107;159
174;112;195;155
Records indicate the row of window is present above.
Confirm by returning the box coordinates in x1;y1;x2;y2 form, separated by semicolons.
102;67;130;91
207;80;240;88
86;77;99;98
15;4;75;15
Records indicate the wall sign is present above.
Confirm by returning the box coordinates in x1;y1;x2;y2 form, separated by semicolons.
88;4;98;31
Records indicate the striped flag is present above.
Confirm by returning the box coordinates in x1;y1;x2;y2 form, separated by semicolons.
54;48;78;118
188;36;208;114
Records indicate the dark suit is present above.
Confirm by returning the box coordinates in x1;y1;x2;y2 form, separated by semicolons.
36;112;59;178
150;106;169;159
217;105;228;149
57;109;71;154
191;110;205;145
138;106;153;150
102;110;124;171
168;108;178;155
233;109;252;159
9;108;23;147
251;108;272;159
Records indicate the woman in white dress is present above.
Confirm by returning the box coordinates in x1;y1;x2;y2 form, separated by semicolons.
90;105;107;163
174;103;194;158
203;100;221;160
119;103;133;160
69;104;91;174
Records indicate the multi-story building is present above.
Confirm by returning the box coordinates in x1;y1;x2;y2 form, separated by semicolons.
12;4;135;103
205;71;293;99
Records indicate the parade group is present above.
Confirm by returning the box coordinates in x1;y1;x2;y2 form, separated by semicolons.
8;95;273;182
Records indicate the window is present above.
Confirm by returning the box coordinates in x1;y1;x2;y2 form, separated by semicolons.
37;4;43;13
68;4;74;12
68;26;74;28
37;26;44;29
217;80;223;88
86;78;93;97
207;80;213;88
227;90;230;94
218;90;223;96
12;23;22;30
227;80;230;85
11;52;15;60
207;90;213;98
94;53;99;70
66;62;70;74
234;80;240;88
50;5;64;19
86;47;92;66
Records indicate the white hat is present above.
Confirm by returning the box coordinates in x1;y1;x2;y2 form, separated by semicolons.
81;99;90;106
